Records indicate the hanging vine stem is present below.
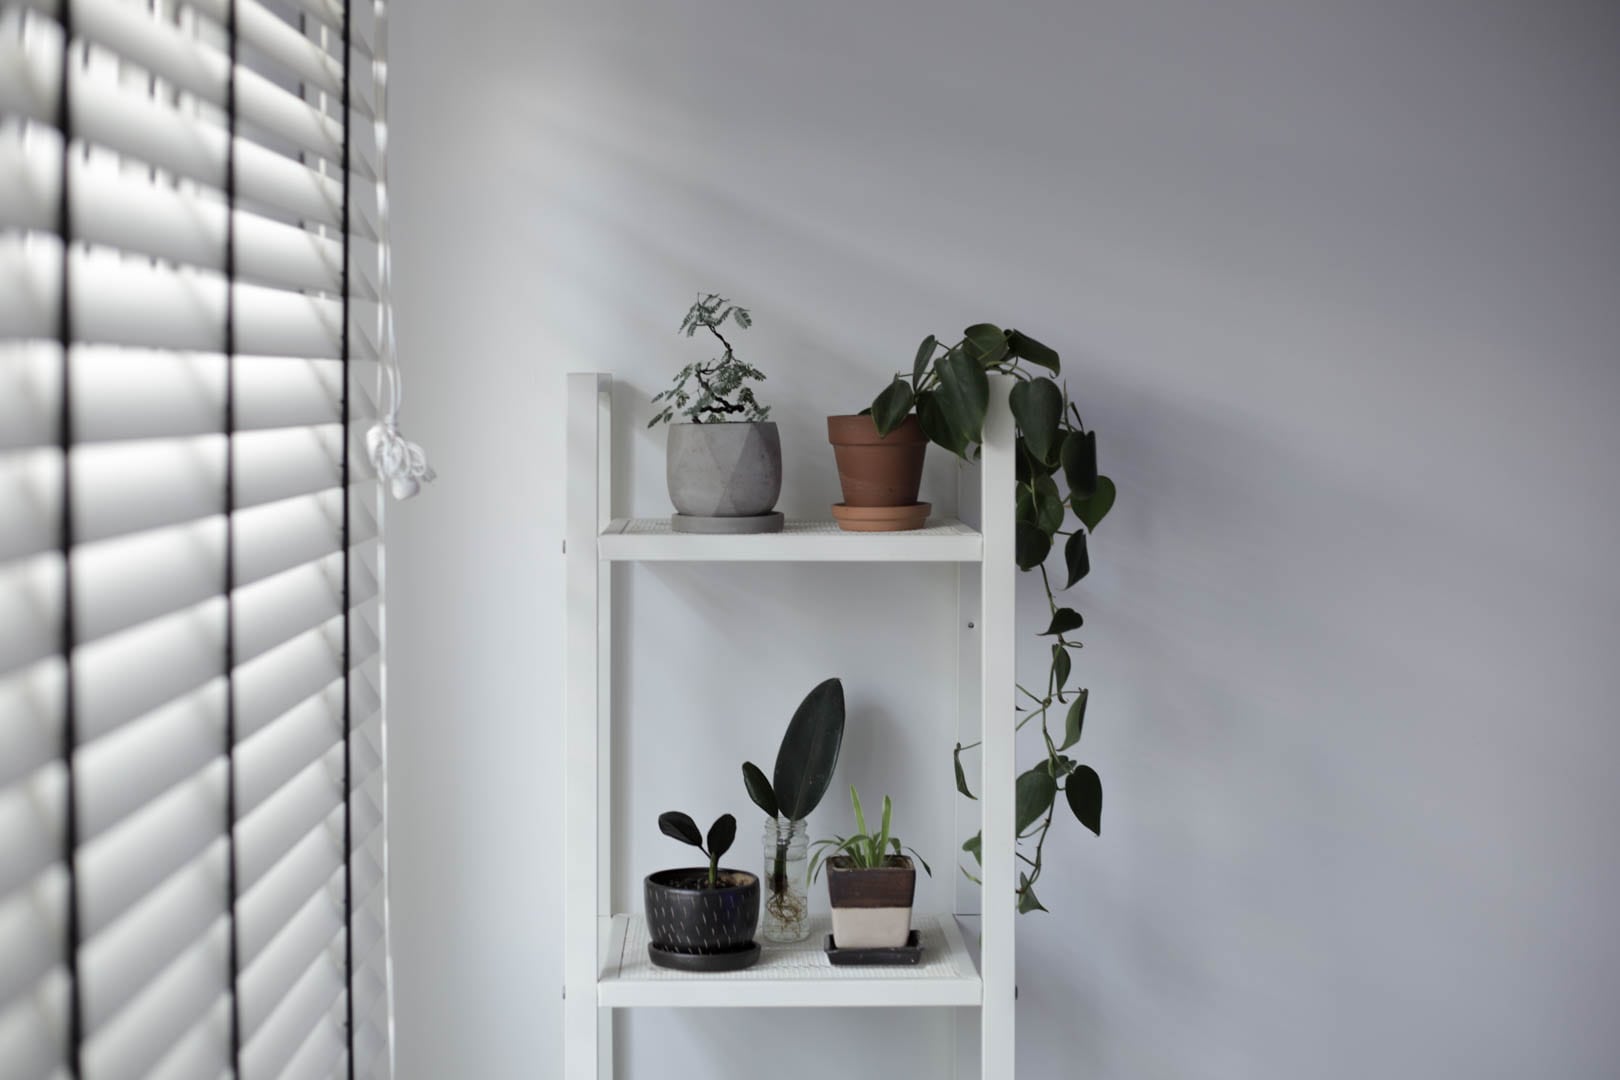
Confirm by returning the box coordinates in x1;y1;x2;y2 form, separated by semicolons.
870;324;1116;914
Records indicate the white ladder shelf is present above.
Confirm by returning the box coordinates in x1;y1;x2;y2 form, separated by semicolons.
565;372;1017;1078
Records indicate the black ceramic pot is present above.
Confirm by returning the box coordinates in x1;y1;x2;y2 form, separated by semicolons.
644;868;760;954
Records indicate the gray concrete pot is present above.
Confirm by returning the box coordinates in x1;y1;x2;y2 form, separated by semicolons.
666;421;782;518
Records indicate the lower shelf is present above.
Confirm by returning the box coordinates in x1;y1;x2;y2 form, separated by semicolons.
596;914;982;1008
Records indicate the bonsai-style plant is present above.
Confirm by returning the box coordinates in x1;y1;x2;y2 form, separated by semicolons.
643;811;761;971
810;786;932;951
741;677;847;943
648;295;783;533
865;325;1111;915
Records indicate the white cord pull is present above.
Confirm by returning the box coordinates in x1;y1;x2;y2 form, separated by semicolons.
368;419;436;500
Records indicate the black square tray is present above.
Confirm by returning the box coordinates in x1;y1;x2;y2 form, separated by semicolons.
823;931;924;966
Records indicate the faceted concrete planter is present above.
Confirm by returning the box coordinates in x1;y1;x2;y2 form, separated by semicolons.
644;868;761;971
826;856;916;949
666;421;783;533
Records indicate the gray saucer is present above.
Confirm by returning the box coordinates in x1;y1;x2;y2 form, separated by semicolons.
670;512;785;534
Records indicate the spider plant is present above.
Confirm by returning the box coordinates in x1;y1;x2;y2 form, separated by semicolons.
809;785;932;882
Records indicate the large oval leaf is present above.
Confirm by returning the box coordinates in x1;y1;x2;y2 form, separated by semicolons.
1061;429;1098;497
1008;377;1063;465
658;811;702;848
772;677;847;820
1071;475;1117;531
706;813;737;860
1006;329;1060;374
1015;521;1052;570
871;377;914;436
1016;766;1057;834
935;346;990;447
742;761;777;818
1066;765;1103;835
1063;528;1090;589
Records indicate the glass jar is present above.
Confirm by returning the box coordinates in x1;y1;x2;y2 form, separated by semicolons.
760;817;810;943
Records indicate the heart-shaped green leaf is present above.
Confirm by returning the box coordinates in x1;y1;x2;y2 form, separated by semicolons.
1041;608;1084;636
962;831;982;865
658;811;703;848
962;323;1008;366
1016;766;1057;834
1066;764;1103;835
1059;688;1088;750
953;743;976;800
1015;521;1052;570
916;391;968;456
871;377;914;436
1016;475;1063;535
1008;377;1064;465
1051;643;1070;691
1006;329;1060;374
1017;876;1049;913
772;678;846;821
1071;475;1116;531
742;761;777;818
706;813;737;860
1063;529;1090;589
935;346;990;448
1061;430;1098;497
912;334;937;385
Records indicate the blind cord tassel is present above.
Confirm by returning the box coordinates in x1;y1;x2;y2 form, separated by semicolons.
365;0;435;500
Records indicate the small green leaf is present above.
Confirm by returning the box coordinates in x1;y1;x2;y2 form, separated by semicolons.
1072;475;1117;531
1008;377;1064;465
1051;643;1070;691
706;814;737;860
871;378;915;436
658;811;703;848
1066;764;1103;835
1041;608;1084;636
1016;767;1057;834
1063;529;1090;589
1061;430;1098;497
1017;878;1049;913
935;346;991;447
962;831;982;865
1006;329;1060;374
962;323;1008;366
1016;521;1052;570
954;743;976;800
912;334;937;385
742;761;777;818
1059;689;1088;750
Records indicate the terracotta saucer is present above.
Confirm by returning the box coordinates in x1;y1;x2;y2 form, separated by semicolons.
830;502;931;532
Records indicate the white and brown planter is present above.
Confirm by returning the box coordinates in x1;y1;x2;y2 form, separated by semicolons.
826;856;916;949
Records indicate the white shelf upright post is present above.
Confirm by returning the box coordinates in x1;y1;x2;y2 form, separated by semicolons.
977;373;1018;1079
566;374;613;1080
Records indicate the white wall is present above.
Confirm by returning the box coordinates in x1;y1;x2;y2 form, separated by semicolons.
386;1;1620;1077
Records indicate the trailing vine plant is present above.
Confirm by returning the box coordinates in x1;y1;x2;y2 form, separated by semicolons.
867;324;1115;914
649;293;771;426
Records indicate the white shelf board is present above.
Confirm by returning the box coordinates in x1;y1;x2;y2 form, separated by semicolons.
596;914;982;1008
598;518;982;562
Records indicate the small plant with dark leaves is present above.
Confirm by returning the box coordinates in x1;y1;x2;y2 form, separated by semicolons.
657;811;737;889
865;325;1111;915
649;294;771;426
809;786;932;882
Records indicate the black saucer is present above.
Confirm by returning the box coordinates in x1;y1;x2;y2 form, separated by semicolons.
647;940;762;972
823;931;923;966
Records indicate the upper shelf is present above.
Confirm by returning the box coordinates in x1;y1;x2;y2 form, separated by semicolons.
598;518;983;563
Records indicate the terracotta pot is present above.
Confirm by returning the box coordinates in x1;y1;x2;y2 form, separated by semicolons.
826;414;927;508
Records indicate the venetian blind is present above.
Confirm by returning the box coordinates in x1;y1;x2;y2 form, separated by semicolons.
0;0;392;1075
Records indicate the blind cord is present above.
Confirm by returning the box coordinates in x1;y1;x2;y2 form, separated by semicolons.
365;0;435;501
223;0;245;1072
